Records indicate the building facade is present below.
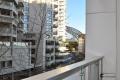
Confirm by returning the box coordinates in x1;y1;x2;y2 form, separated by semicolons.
0;0;32;75
23;0;54;70
53;0;66;41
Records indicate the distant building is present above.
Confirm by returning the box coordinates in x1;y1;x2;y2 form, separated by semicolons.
45;38;59;68
78;34;85;54
53;0;67;41
22;0;54;70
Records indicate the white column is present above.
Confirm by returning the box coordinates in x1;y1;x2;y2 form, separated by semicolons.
86;0;116;80
116;0;120;80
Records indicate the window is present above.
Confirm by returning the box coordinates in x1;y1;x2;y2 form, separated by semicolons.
7;61;12;68
1;61;5;68
0;61;12;68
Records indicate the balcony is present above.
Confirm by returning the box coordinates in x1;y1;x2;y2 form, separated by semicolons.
14;0;18;4
0;27;17;37
18;7;24;15
0;1;18;14
46;45;54;49
54;17;58;21
53;21;58;25
46;49;54;54
0;15;18;26
53;25;58;28
54;8;58;12
18;27;24;32
46;60;55;66
18;0;24;7
54;1;58;5
54;11;58;15
22;33;37;40
54;4;58;8
18;23;24;32
22;56;103;80
19;16;24;23
46;40;54;45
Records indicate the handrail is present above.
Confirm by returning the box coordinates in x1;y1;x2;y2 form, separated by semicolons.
22;56;103;80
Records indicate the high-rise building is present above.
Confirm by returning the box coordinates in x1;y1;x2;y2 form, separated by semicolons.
0;0;18;41
53;0;66;41
22;0;54;70
0;0;32;75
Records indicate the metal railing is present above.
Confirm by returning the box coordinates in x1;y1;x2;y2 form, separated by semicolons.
22;56;103;80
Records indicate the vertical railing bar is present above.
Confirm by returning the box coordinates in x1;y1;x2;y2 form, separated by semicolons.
100;59;103;80
98;60;99;80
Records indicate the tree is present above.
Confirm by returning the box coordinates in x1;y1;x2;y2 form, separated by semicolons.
66;41;78;52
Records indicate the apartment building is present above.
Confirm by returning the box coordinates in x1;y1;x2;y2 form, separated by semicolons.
0;0;32;75
22;0;54;70
0;0;18;41
53;0;66;41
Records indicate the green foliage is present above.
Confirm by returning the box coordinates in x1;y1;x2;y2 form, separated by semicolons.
66;41;78;51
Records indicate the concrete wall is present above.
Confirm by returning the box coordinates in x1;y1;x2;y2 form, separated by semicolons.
86;0;117;80
0;42;31;75
116;0;120;79
28;0;46;69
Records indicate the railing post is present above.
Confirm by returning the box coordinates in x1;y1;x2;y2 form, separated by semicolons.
100;59;103;80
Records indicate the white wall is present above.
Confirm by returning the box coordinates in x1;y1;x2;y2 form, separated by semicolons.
116;0;120;79
86;0;117;80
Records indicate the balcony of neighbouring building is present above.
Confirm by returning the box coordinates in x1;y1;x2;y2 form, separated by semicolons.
53;25;58;28
53;21;58;25
18;7;24;15
0;27;17;37
54;1;58;5
0;15;18;26
18;23;24;32
13;0;18;4
54;4;58;8
19;16;24;24
54;8;58;12
22;33;37;40
0;1;18;14
18;0;24;7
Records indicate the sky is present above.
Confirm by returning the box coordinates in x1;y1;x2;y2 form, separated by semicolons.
67;0;86;33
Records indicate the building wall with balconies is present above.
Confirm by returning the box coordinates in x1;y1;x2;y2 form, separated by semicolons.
0;0;25;42
45;39;56;68
53;0;66;41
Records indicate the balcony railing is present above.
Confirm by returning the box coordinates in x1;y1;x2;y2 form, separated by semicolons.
14;0;18;4
22;56;103;80
0;1;18;14
19;16;24;23
18;0;24;7
0;15;18;26
22;33;37;40
0;27;17;37
18;7;24;15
